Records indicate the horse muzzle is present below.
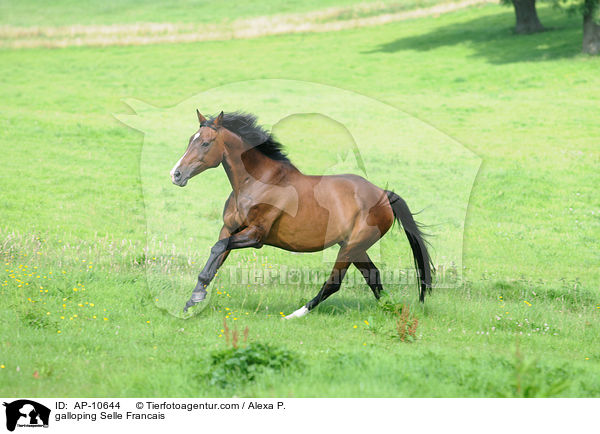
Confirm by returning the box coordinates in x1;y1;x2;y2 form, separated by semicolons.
171;169;189;187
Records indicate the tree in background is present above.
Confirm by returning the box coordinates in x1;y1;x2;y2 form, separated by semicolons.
503;0;599;54
552;0;600;53
580;0;600;53
503;0;546;34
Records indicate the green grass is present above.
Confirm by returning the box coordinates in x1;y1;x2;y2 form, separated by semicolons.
0;0;458;27
0;2;599;397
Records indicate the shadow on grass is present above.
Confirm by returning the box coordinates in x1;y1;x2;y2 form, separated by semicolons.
366;7;582;64
227;294;377;317
312;297;371;316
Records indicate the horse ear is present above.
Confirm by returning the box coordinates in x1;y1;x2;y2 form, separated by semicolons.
213;111;224;127
196;109;207;124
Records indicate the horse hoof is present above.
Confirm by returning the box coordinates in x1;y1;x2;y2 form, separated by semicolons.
284;306;309;320
183;299;197;312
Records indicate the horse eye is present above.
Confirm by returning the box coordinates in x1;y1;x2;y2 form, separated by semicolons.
201;141;210;147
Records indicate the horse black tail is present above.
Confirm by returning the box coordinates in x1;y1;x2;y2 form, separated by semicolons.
385;190;433;302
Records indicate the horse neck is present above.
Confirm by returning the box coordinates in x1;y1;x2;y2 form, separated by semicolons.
221;129;283;193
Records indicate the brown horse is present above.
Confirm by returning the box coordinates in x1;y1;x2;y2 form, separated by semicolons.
171;110;433;318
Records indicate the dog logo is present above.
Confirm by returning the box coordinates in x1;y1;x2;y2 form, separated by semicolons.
3;400;50;431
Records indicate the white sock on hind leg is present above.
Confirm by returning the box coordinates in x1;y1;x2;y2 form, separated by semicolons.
284;305;309;319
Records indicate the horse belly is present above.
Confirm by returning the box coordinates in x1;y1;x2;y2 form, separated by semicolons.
264;212;346;252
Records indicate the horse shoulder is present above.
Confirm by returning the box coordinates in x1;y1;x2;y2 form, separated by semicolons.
222;192;242;231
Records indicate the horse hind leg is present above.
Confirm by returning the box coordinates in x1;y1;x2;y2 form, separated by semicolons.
284;249;352;319
353;251;384;300
284;202;390;319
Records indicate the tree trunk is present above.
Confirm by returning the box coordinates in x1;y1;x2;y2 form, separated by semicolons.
512;0;545;34
583;0;600;54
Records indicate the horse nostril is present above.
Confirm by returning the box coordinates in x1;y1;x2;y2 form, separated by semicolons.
174;170;181;180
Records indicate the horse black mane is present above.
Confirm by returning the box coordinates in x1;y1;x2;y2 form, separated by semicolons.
208;111;291;164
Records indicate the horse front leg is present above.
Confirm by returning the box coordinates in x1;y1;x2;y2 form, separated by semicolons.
183;227;231;311
184;225;265;312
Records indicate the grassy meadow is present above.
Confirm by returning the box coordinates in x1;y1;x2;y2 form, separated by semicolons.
0;1;599;397
0;0;461;26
